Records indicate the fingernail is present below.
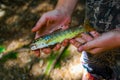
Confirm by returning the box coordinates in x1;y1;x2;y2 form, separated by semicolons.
70;39;75;44
62;39;69;46
56;44;61;50
81;33;85;36
32;28;35;32
75;43;80;48
34;50;40;57
78;46;84;52
91;31;96;34
43;48;51;54
64;39;69;43
62;42;68;46
32;26;38;32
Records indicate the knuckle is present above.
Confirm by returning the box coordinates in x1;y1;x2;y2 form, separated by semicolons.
42;14;47;19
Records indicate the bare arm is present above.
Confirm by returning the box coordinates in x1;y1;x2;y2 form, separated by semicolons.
55;0;78;16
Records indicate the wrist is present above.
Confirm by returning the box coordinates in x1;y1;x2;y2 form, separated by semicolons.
55;0;78;16
55;6;72;16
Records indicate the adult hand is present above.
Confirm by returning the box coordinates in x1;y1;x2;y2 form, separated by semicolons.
32;9;71;56
70;30;120;54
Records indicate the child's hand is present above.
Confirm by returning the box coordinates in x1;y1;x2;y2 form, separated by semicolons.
32;9;71;56
70;30;120;54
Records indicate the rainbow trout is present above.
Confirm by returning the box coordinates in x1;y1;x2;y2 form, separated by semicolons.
30;25;85;50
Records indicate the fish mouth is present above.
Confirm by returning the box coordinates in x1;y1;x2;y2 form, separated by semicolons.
30;43;37;50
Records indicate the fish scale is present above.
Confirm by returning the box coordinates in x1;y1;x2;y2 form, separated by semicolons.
30;25;86;50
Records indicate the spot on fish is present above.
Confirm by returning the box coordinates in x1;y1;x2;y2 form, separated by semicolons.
44;35;51;41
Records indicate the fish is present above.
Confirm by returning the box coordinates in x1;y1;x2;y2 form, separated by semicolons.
30;25;86;50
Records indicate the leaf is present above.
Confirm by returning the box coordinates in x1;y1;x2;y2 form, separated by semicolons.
0;51;18;63
0;46;5;54
44;46;66;77
55;48;70;68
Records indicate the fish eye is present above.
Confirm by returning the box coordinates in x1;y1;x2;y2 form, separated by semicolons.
31;44;37;50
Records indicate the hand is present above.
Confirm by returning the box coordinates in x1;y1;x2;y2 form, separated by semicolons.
32;9;71;56
32;9;71;37
70;30;120;54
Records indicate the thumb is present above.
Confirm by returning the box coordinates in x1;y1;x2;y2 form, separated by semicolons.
82;39;98;50
88;48;104;54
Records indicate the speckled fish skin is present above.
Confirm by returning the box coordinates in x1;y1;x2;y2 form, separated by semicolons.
31;25;85;50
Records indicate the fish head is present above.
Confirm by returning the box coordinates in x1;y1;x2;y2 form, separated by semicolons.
30;41;47;50
30;43;38;50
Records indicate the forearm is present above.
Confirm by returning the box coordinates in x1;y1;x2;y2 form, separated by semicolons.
55;0;78;16
115;29;120;47
117;35;120;46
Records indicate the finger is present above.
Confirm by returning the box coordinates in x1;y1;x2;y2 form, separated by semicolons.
62;39;69;46
74;41;81;48
77;40;96;52
75;38;86;45
80;31;100;51
81;33;93;41
70;39;81;48
32;16;47;32
82;40;98;50
34;50;40;57
61;25;69;30
35;31;41;39
90;31;100;38
78;46;84;52
53;44;61;51
70;39;76;44
87;48;104;54
42;48;52;54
